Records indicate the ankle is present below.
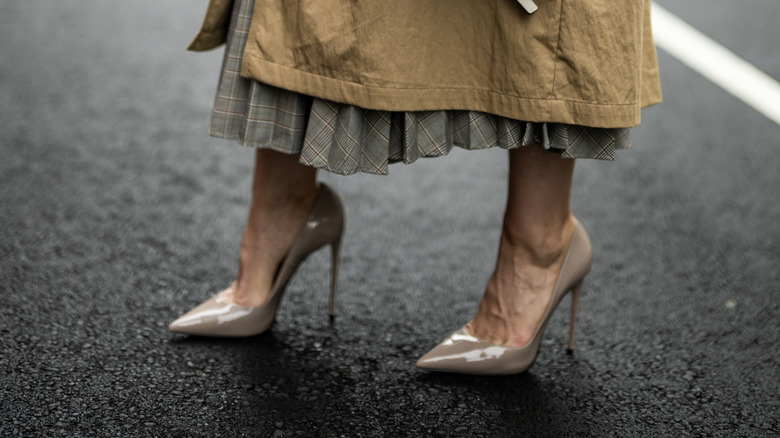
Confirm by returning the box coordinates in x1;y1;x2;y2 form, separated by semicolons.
242;187;318;244
500;215;575;267
250;184;318;211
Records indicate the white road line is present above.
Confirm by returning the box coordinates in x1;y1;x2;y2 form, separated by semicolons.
651;2;780;125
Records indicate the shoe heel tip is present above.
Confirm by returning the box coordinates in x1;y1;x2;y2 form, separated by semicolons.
566;348;574;355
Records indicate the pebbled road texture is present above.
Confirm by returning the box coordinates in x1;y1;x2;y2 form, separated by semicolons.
1;1;778;436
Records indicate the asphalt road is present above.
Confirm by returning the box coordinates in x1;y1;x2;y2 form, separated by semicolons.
1;1;778;436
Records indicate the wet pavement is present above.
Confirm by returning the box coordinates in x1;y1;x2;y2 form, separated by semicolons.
1;1;778;436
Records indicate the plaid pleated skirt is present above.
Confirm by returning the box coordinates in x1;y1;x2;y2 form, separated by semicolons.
210;0;632;175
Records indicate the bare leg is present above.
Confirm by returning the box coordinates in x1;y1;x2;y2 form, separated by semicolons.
466;146;576;347
221;149;318;307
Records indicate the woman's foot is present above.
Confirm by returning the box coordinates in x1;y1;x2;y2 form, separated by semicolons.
466;215;576;347
416;146;582;373
221;149;318;307
221;189;317;307
169;182;345;337
416;218;591;374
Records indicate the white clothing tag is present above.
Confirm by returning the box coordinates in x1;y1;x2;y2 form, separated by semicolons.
516;0;538;14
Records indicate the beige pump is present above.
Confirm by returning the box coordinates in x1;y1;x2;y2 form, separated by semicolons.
415;218;592;375
168;183;344;337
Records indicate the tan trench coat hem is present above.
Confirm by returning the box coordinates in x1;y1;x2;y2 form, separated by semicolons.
241;55;646;128
187;0;234;51
191;0;661;129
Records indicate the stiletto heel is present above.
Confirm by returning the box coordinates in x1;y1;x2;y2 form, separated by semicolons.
566;280;582;354
416;218;592;375
169;183;345;337
328;236;342;320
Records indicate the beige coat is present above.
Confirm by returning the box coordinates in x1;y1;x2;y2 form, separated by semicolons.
190;0;661;128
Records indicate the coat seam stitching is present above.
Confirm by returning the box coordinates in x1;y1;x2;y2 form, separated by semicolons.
246;56;638;107
550;0;566;101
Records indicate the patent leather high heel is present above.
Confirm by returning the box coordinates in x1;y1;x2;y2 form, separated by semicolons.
168;183;345;337
415;218;592;375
